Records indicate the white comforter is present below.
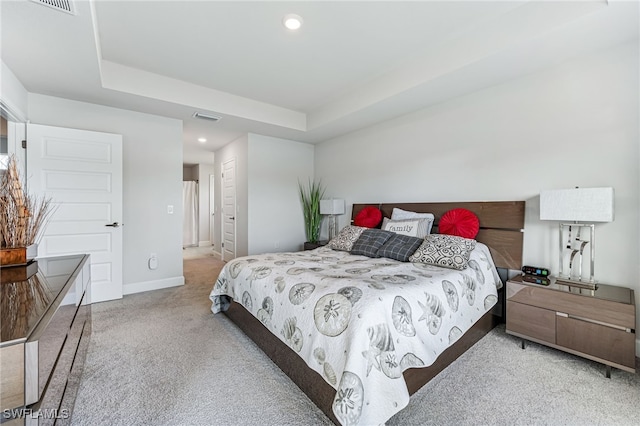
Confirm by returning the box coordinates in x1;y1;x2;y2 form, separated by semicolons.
210;243;501;426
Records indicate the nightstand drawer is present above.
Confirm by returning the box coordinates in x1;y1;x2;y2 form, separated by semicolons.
506;301;555;344
557;316;636;369
507;281;634;329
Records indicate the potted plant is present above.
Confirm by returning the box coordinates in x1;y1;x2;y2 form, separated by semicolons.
298;179;325;244
0;155;54;267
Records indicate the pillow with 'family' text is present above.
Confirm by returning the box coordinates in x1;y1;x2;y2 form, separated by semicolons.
381;217;430;238
391;208;435;234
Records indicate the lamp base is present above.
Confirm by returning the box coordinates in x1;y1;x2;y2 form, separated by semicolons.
328;215;338;240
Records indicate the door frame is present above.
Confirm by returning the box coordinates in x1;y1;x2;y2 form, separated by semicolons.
221;157;237;262
209;173;215;248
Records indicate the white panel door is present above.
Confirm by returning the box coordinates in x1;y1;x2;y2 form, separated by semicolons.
26;123;123;303
209;174;215;246
222;158;236;261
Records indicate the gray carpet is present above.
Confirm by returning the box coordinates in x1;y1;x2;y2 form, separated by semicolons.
71;256;640;426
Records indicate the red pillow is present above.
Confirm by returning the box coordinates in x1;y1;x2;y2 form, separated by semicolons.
354;206;383;228
439;208;480;239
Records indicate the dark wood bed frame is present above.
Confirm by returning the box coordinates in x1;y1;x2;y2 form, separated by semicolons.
224;201;525;424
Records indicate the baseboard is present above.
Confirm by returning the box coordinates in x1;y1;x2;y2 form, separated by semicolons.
198;241;212;247
123;276;184;295
212;250;223;260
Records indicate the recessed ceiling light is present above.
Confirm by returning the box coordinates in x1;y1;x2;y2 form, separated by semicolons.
198;138;207;143
283;14;303;30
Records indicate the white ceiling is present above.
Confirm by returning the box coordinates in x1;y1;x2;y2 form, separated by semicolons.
1;1;638;165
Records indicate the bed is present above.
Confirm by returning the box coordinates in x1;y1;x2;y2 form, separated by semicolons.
210;201;524;425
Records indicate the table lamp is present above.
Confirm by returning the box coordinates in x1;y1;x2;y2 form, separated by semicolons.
540;187;614;288
320;199;345;240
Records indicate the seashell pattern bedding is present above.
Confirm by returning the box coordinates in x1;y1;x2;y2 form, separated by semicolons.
210;242;501;426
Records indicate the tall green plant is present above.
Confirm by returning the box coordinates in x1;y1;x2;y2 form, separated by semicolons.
298;179;325;243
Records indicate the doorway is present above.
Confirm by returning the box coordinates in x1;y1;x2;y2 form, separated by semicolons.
182;180;198;247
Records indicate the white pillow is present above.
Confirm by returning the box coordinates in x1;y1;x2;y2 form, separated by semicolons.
391;208;435;234
381;217;428;238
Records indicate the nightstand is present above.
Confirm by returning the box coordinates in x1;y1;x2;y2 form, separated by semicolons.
506;275;636;377
303;241;328;250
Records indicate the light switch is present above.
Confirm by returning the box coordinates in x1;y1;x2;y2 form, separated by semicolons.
167;205;174;214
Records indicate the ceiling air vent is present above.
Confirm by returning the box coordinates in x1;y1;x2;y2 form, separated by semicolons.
30;0;76;15
192;112;222;122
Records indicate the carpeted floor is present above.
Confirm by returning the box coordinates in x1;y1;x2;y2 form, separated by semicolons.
70;256;640;426
182;246;217;260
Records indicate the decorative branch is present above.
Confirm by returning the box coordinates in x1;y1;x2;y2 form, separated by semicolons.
0;155;55;248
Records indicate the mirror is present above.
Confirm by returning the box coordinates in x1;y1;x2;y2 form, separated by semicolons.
1;116;8;170
0;101;26;179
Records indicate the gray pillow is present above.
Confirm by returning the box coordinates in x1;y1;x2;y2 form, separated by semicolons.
351;229;393;258
409;234;477;270
329;225;366;252
376;234;423;262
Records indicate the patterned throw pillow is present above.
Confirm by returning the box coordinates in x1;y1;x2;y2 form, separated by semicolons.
351;229;394;258
381;217;431;238
376;234;424;262
329;225;366;251
409;234;477;270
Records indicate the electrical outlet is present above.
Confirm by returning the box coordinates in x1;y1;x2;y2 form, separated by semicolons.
149;253;158;270
274;241;280;249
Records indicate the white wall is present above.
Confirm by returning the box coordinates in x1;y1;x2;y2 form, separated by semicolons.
248;134;314;254
28;94;184;295
1;60;28;121
214;134;249;257
315;42;639;345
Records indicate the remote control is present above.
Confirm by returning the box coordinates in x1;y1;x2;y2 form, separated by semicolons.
521;265;550;277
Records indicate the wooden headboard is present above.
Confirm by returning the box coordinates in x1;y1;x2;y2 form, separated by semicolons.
352;201;525;270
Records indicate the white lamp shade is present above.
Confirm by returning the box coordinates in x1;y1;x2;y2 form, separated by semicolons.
320;199;345;215
540;187;614;222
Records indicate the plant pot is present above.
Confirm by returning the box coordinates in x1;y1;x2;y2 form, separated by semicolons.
1;260;38;284
303;241;329;251
0;244;38;268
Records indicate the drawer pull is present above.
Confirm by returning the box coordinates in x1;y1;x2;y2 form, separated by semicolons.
558;312;631;332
